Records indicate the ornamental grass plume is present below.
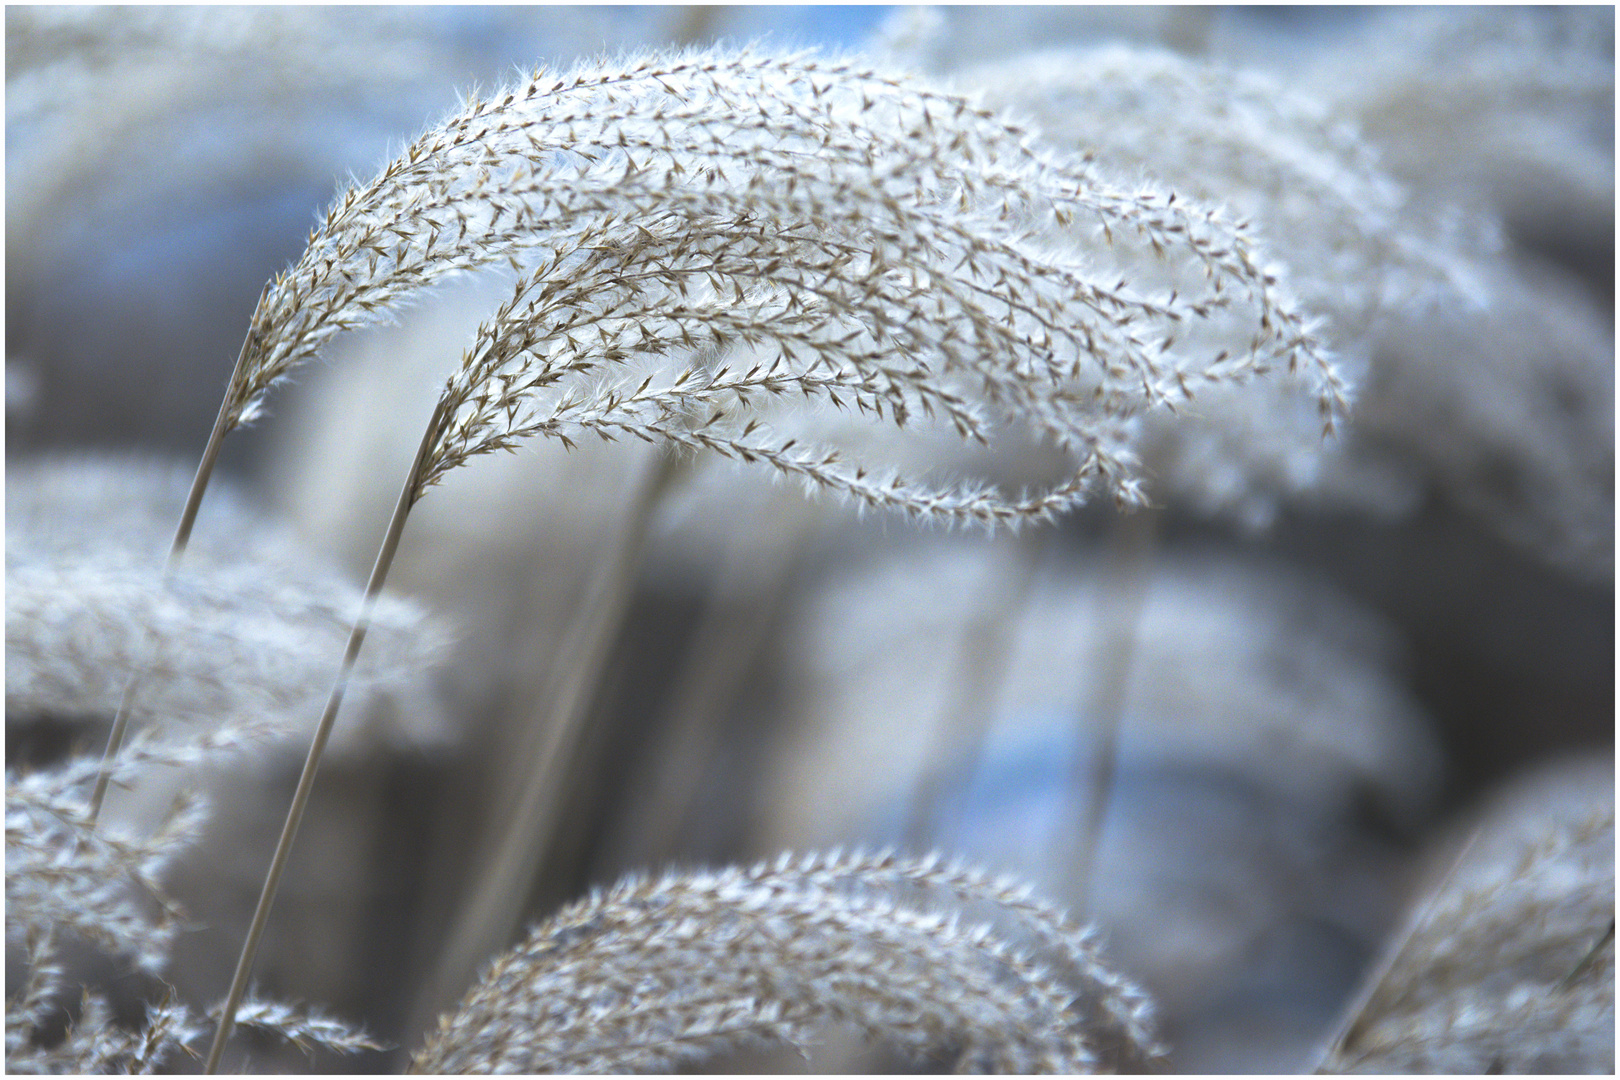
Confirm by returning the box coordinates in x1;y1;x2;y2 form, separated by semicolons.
872;8;1614;559
1317;756;1615;1074
410;849;1164;1074
4;455;450;752
204;42;1338;1068
10;11;1610;1079
955;43;1471;330
218;44;1341;527
937;43;1474;529
4;725;385;1074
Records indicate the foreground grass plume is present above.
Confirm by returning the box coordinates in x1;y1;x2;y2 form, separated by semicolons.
202;42;1342;1069
410;849;1164;1074
222;44;1340;526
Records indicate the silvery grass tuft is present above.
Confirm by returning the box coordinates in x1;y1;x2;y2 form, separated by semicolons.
8;13;1608;1076
5;725;386;1073
410;850;1164;1074
4;459;441;1071
936;42;1480;529
6;456;448;751
220;45;1341;523
870;7;1613;574
1317;757;1614;1074
191;43;1342;1070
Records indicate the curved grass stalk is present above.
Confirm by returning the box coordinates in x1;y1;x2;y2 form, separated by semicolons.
203;398;446;1073
407;449;681;1040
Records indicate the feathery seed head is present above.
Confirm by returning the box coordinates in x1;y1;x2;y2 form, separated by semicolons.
230;44;1337;526
411;849;1164;1073
1323;758;1614;1074
5;455;452;750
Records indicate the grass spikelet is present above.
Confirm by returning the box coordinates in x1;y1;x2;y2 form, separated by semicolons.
949;43;1460;527
3;718;379;1075
960;43;1469;322
15;989;210;1076
6;766;206;974
215;999;389;1059
410;849;1163;1074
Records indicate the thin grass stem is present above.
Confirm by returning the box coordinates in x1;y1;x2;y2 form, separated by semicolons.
1310;828;1483;1072
85;330;254;827
409;449;682;1039
203;397;446;1074
902;530;1048;851
174;330;256;557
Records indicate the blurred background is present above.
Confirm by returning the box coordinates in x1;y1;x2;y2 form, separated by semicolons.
7;6;1613;1073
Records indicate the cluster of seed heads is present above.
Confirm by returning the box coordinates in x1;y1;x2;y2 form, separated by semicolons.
231;46;1340;525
